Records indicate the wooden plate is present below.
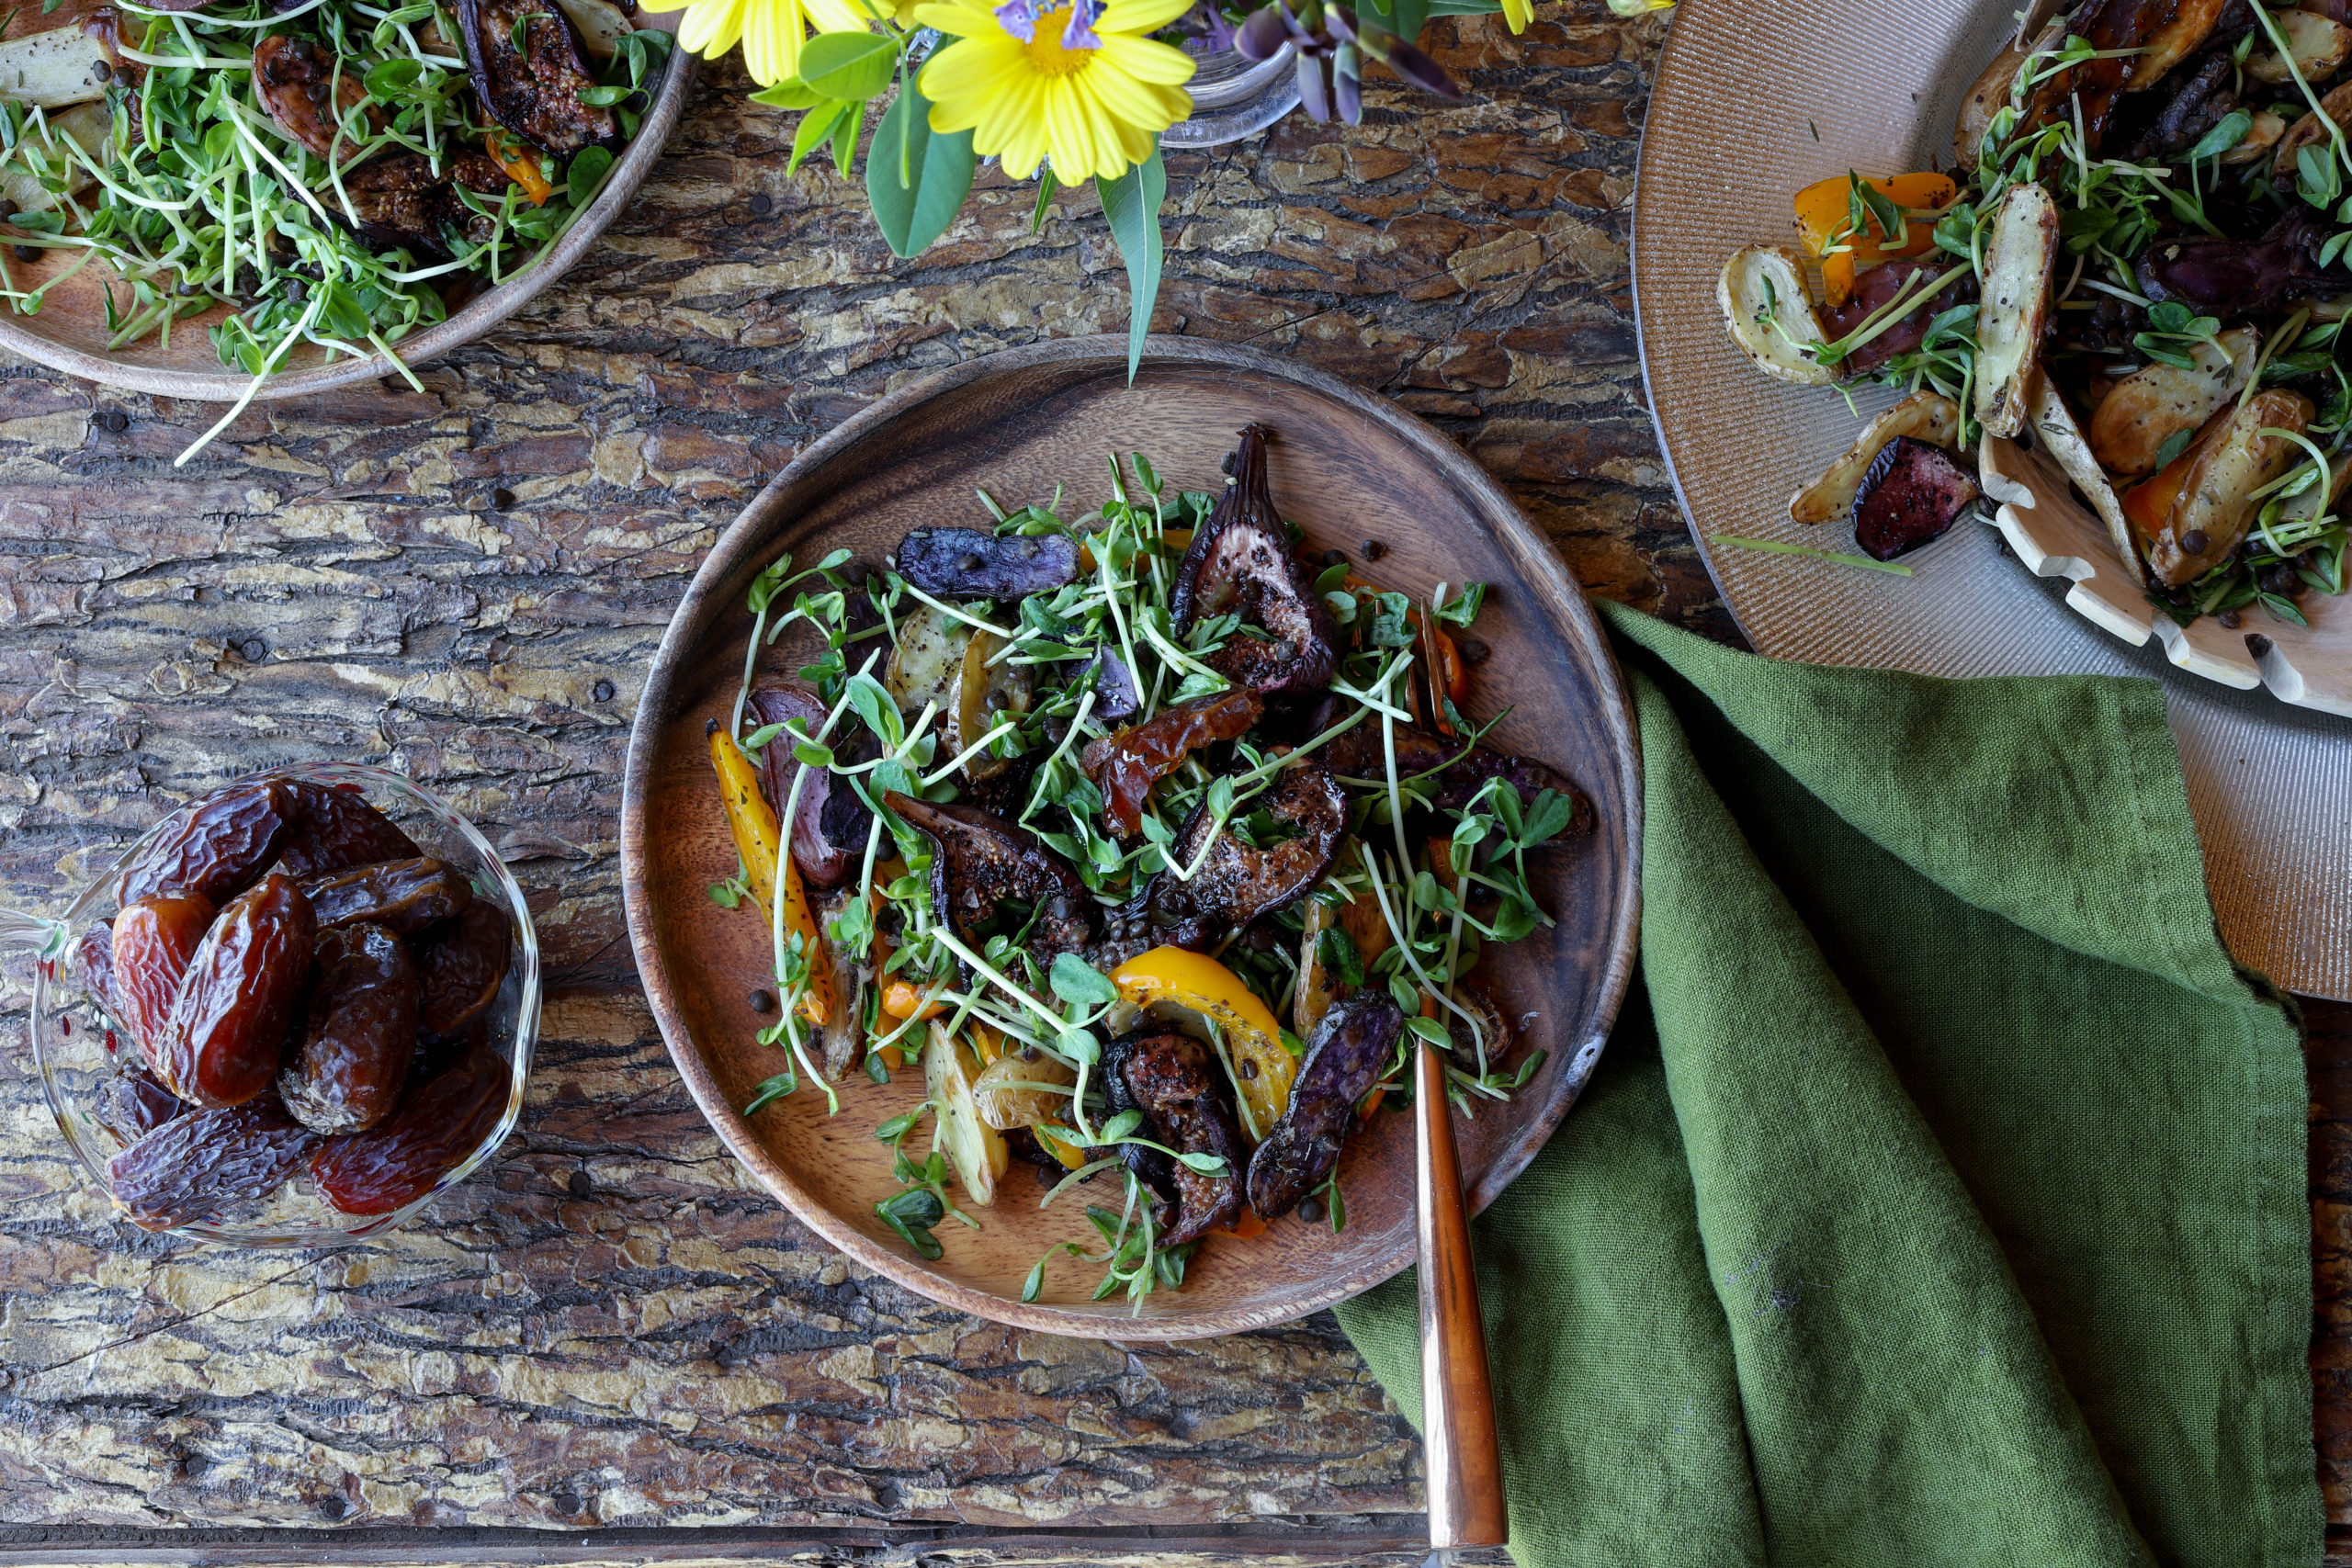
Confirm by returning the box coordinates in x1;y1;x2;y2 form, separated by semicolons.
620;335;1642;1338
1633;0;2352;1001
0;12;692;401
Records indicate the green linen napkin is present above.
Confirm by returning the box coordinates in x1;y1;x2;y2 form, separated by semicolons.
1334;601;2318;1568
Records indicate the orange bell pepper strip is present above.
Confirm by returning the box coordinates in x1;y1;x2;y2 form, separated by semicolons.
489;134;555;206
2124;448;2196;543
1792;172;1957;309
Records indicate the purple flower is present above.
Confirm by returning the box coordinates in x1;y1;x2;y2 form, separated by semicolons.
995;0;1037;41
1060;0;1104;50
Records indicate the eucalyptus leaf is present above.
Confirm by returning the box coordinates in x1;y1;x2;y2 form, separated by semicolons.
866;73;975;258
1095;141;1165;383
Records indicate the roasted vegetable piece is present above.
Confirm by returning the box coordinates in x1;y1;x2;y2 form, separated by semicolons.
1790;172;1954;309
1319;719;1588;818
973;1046;1080;1131
2088;326;2257;477
1717;244;1835;386
277;780;424;877
1851;437;1982;561
1955;35;2039;169
2124;0;2229;95
341;152;483;259
2017;0;2173;150
1973;182;2058;441
2028;378;2145;588
1111;945;1295;1136
1080;689;1265;839
252;34;381;162
108;1097;321;1231
2139;388;2314;586
1103;1030;1245;1247
2247;7;2349;85
117;779;296;906
76;920;121;1017
112;892;216;1063
896;526;1081;598
456;0;615;156
280;923;418;1134
954;629;1035;781
313;1043;511;1216
924;1021;1009;1205
885;793;1096;968
1073;647;1141;720
812;886;868;1077
417;900;513;1037
1788;391;1961;525
153;874;315;1109
2273;79;2352;182
1153;763;1348;937
0;25;133;111
748;685;868;888
710;718;784;919
1818;256;1975;378
300;856;472;933
1294;865;1392;1038
1245;993;1400;1221
1171;426;1340;700
2139;214;2340;316
98;1067;186;1143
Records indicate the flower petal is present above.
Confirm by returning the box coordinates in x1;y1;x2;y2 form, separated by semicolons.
1097;0;1193;36
1094;33;1193;85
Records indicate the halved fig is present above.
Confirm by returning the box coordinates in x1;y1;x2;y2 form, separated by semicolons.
1319;720;1585;818
253;34;381;162
1170;426;1339;701
1245;993;1399;1221
456;0;615;156
2138;389;2313;587
2089;326;2257;477
896;526;1080;599
340;152;473;260
1788;391;1961;525
1080;688;1264;839
1103;1029;1245;1247
749;683;871;888
1717;243;1833;387
1851;437;1981;561
884;793;1096;968
1974;182;2058;440
2140;214;2338;316
1819;256;1974;378
1151;763;1348;939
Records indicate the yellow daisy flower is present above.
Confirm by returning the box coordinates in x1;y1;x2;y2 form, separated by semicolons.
649;0;872;86
913;0;1196;183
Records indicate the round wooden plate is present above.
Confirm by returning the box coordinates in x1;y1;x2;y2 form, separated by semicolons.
620;335;1642;1339
0;8;692;401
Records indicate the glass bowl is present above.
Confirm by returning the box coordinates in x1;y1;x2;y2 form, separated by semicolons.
9;761;540;1247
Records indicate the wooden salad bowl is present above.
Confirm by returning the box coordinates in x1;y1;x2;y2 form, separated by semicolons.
620;335;1643;1338
0;7;691;401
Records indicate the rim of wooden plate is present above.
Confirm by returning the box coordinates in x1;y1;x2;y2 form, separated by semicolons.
0;21;694;402
619;334;1645;1339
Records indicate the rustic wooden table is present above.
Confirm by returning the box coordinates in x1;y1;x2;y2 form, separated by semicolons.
1;4;2346;1563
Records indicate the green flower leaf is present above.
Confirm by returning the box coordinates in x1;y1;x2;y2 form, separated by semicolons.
1095;141;1165;383
866;69;975;259
799;29;900;101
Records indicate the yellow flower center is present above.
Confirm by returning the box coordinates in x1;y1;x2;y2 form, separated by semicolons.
1020;16;1093;75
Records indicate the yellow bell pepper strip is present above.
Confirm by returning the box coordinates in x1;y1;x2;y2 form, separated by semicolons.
1792;172;1957;309
1111;946;1296;1137
776;843;831;1028
1034;1122;1091;1170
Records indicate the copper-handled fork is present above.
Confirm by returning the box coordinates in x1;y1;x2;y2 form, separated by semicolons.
1415;1036;1509;1554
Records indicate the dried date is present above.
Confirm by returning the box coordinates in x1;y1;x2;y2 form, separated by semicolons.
280;924;417;1134
153;874;316;1109
111;892;216;1063
117;780;296;906
416;901;512;1036
300;857;471;934
107;1098;320;1231
76;921;121;1018
98;1068;186;1143
313;1043;511;1216
277;780;423;877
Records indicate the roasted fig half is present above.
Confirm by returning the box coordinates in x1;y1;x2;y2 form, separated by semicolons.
456;0;615;156
1320;719;1587;819
896;526;1080;599
884;793;1095;969
1080;688;1263;839
1152;763;1348;937
1171;425;1339;700
749;682;873;889
1102;1029;1245;1247
1850;435;1981;561
2138;213;2339;317
340;152;476;259
252;34;382;162
117;778;296;907
1246;992;1400;1221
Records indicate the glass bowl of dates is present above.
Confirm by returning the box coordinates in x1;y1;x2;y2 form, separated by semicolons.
22;762;540;1245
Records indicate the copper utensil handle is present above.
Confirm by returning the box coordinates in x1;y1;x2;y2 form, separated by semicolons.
1416;1038;1509;1549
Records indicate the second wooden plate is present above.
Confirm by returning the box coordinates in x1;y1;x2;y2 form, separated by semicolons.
620;335;1641;1339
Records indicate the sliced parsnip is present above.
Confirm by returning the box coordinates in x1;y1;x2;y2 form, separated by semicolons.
1973;182;2058;440
553;0;632;58
0;99;111;216
2088;326;2258;476
1786;391;1962;525
2126;0;2229;92
2028;378;2146;589
972;1049;1078;1132
0;28;117;109
925;1021;1008;1206
1717;244;1832;387
884;605;967;734
2146;389;2313;587
2011;0;2064;51
2249;10;2352;85
2274;80;2352;181
2223;111;2287;165
812;886;867;1080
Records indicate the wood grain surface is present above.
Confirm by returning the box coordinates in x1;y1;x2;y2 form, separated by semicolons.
2;1;2342;1559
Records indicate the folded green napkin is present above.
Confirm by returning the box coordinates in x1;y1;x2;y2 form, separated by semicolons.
1335;602;2317;1568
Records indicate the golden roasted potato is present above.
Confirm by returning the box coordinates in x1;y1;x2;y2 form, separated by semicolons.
1973;183;2059;441
1717;244;1833;387
1788;391;1962;525
1955;41;2033;170
2222;112;2287;166
2248;11;2352;85
1292;870;1393;1038
2275;81;2352;182
2143;389;2313;588
2088;327;2258;477
2126;0;2230;93
2029;379;2145;588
